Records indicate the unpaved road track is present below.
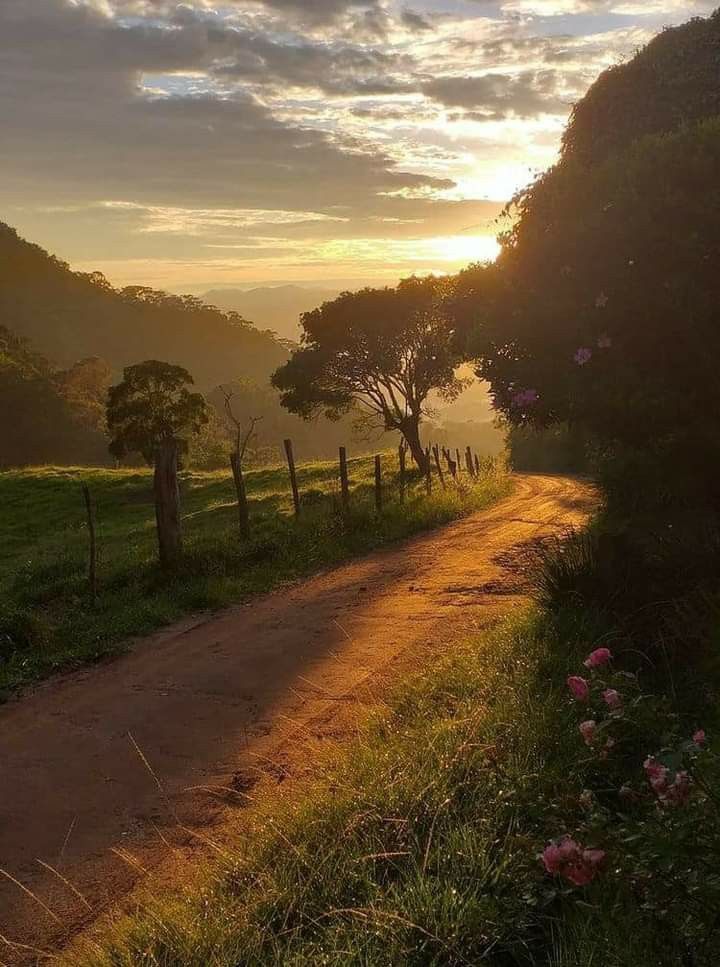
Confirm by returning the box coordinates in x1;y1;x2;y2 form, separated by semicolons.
0;474;596;963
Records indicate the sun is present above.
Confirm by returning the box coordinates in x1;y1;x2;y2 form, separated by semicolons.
428;234;501;265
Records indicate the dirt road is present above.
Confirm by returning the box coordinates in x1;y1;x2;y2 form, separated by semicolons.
0;474;596;962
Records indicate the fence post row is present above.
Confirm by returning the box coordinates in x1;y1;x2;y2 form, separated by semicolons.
283;438;301;517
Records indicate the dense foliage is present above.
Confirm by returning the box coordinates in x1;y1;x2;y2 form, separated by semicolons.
452;11;720;506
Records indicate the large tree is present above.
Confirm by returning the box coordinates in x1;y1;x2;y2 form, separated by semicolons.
107;360;207;566
272;277;467;471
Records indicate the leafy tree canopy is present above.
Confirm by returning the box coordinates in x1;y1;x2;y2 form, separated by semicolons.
272;276;467;468
451;10;720;504
107;360;208;465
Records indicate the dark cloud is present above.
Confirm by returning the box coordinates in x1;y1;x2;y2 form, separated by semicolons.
424;70;571;119
400;9;434;32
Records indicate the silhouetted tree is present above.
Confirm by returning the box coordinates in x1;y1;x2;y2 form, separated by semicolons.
272;277;467;472
107;361;207;566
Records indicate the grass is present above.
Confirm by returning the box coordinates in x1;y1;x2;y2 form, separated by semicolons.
69;606;702;967
0;452;511;695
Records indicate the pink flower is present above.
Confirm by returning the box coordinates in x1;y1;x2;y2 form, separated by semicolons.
602;688;622;709
644;756;670;796
567;675;590;702
541;836;605;886
574;347;592;366
584;647;612;669
579;720;597;746
693;730;706;746
542;836;578;875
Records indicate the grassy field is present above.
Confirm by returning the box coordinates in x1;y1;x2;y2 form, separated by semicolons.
0;452;510;695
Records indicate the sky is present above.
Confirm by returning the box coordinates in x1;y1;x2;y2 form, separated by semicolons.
1;0;716;292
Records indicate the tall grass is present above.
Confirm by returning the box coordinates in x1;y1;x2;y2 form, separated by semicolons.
0;454;510;694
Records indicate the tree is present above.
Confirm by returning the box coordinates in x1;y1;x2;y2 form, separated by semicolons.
220;385;262;540
106;361;207;566
271;277;467;471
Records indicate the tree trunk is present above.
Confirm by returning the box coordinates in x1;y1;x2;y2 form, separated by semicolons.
230;451;250;540
400;418;427;473
154;437;182;568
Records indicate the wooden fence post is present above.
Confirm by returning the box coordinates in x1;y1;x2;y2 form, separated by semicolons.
154;437;183;568
230;451;251;539
283;438;301;517
398;443;406;504
339;446;350;515
81;481;98;603
474;454;481;477
448;458;457;480
432;445;446;490
425;447;432;495
465;446;475;478
456;448;462;474
374;455;383;513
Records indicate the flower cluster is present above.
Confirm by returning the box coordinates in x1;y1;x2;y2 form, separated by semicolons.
542;836;605;886
542;642;712;890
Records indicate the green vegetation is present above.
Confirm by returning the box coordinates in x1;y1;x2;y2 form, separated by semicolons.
0;455;510;696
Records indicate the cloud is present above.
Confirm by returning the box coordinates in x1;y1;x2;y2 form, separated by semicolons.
423;70;572;119
3;0;705;288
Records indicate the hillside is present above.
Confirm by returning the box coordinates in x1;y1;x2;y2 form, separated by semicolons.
0;224;290;389
202;285;342;341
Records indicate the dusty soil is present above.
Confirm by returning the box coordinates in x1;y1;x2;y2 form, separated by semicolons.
0;474;596;963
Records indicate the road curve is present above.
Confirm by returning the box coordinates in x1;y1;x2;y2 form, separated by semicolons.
0;474;597;962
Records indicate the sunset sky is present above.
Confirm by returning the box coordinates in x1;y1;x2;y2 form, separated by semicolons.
1;0;715;292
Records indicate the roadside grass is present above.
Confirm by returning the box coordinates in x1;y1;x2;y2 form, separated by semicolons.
70;607;697;967
0;453;510;695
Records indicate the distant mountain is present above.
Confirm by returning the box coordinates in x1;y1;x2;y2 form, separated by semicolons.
202;285;342;341
0;223;290;389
